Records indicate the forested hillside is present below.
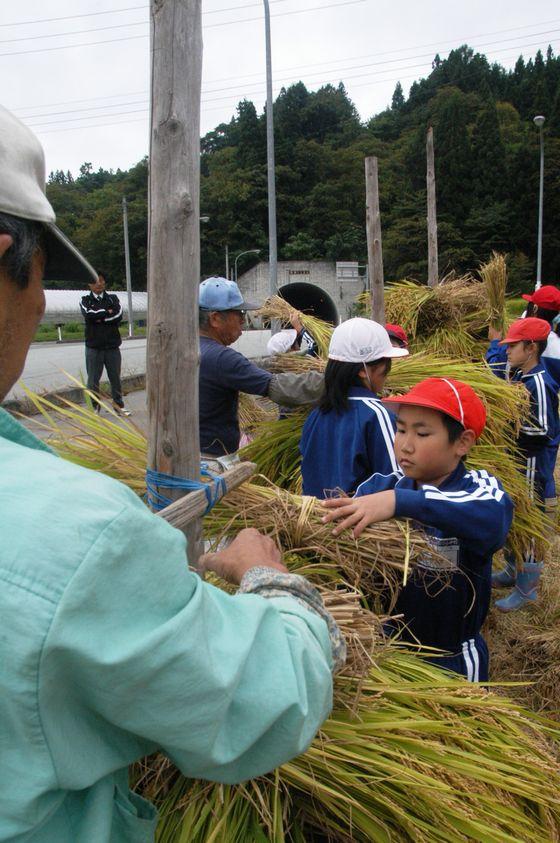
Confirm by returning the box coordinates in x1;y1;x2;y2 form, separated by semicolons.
46;45;560;291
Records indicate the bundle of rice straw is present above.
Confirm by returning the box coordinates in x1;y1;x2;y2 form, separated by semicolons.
238;392;277;434
485;547;560;719
479;251;508;335
256;294;333;357
358;273;494;357
136;642;560;843
205;478;440;611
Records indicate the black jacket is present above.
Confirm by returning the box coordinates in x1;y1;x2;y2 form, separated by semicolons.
80;292;123;349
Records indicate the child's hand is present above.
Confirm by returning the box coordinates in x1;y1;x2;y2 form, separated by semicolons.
488;326;502;341
321;491;396;538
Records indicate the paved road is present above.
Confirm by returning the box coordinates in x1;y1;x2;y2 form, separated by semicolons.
7;330;272;401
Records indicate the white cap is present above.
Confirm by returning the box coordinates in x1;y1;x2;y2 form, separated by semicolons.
328;318;409;363
267;329;297;355
0;104;97;283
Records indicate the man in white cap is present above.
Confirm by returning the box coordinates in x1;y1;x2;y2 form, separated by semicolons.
0;105;343;842
199;276;324;457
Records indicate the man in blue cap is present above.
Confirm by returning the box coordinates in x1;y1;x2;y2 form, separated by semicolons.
199;276;324;457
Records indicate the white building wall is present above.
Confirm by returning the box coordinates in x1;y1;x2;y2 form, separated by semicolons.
238;260;367;322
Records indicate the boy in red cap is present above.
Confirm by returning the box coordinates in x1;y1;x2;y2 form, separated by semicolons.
321;377;513;682
385;323;408;349
487;284;560;388
490;317;559;611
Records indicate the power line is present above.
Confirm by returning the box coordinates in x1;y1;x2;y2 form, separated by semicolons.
19;29;560;126
0;0;366;56
0;0;288;28
26;36;559;131
12;15;560;111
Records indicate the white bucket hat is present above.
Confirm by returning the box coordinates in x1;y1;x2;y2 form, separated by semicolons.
267;329;297;355
328;317;409;363
0;104;97;283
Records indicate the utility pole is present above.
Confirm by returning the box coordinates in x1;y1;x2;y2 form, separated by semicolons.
426;126;439;288
534;115;545;289
122;196;134;338
263;0;277;298
365;156;385;323
147;0;203;562
225;244;229;280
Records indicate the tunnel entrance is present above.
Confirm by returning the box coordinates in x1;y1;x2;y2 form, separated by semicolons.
278;282;339;325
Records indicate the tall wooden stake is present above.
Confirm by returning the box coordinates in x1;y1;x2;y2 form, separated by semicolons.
365;156;385;322
147;0;203;563
426;126;439;288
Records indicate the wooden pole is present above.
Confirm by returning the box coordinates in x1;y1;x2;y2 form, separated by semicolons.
365;156;385;322
157;462;257;535
147;0;203;563
426;126;439;288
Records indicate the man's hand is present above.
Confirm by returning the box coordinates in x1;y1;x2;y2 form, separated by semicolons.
321;491;396;538
488;326;502;341
200;527;287;584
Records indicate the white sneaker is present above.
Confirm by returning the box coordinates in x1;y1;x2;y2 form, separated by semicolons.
113;403;132;417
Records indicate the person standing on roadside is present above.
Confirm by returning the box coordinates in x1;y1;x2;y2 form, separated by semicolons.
80;272;131;416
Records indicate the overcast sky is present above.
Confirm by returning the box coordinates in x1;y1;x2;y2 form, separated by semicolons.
3;0;559;177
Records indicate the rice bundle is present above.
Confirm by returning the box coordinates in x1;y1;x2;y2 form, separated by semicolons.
479;251;508;335
358;273;497;358
205;478;439;610
256;294;333;357
486;548;560;718
20;383;148;494
137;645;560;843
238;392;277;433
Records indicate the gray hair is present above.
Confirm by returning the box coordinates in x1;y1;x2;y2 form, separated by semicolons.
199;308;213;329
0;212;46;289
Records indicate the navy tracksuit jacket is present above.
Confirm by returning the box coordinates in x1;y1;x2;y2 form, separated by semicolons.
355;463;513;682
299;386;398;498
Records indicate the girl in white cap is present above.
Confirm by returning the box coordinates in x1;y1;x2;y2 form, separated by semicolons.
299;318;408;498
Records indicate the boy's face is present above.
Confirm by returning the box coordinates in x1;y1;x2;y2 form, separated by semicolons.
505;340;533;370
395;405;473;487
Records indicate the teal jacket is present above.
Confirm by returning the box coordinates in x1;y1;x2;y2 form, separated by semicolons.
0;410;334;842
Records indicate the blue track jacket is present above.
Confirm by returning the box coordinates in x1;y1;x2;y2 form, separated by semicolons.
355;463;513;680
299;386;398;498
486;332;560;388
512;364;560;501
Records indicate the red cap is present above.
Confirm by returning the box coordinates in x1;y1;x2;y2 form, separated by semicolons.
385;323;408;347
522;285;560;311
383;377;486;439
498;317;551;345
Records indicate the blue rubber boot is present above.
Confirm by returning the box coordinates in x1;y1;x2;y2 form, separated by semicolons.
491;558;516;588
495;562;542;612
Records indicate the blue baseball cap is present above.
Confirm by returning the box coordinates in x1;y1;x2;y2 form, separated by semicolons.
199;277;259;311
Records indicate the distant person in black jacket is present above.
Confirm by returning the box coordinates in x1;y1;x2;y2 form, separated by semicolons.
79;272;131;416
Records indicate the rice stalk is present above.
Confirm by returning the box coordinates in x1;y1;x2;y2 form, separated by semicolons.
138;646;560;843
485;546;560;718
206;477;451;612
256;295;333;358
479;252;508;335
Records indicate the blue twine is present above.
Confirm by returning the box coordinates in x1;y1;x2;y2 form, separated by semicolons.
146;463;227;514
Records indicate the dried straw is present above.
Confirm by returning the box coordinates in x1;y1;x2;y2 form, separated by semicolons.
205;477;445;612
256;294;333;357
479;251;508;335
485;545;560;719
138;645;560;843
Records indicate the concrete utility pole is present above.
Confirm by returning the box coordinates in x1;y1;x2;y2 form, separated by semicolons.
364;156;385;323
147;0;203;561
426;126;439;288
263;0;277;298
225;244;229;280
122;197;134;338
534;115;545;289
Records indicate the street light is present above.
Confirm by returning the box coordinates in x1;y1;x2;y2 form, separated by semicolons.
234;249;260;283
533;114;545;289
263;0;277;298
